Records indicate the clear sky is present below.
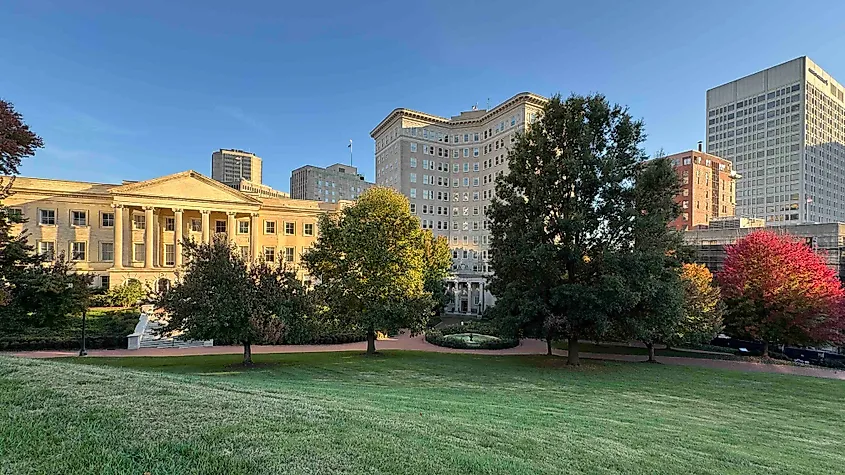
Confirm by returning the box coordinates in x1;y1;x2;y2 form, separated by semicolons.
3;0;844;192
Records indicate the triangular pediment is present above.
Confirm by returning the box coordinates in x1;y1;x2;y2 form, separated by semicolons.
110;170;261;205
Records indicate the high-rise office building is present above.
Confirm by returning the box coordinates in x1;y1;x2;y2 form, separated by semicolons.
706;56;845;225
289;164;373;202
370;92;547;315
211;149;263;187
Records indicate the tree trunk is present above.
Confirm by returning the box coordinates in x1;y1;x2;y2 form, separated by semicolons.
762;341;769;358
243;341;253;365
646;342;656;363
546;333;553;356
567;335;580;365
366;327;376;355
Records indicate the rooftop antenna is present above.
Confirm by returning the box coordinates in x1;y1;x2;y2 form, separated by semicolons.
348;139;353;166
487;97;490;109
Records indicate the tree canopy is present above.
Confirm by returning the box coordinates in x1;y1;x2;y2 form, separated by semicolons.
156;236;310;364
488;93;649;364
303;187;443;354
676;263;723;346
719;231;845;356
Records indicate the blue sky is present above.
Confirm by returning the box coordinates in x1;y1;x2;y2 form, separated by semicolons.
3;0;844;192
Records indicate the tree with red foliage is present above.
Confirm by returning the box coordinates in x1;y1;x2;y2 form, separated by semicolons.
719;231;845;356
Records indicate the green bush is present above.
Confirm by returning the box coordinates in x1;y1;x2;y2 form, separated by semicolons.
425;329;519;350
107;279;147;307
0;308;138;351
438;321;503;337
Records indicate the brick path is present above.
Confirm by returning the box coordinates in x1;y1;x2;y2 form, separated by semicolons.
7;332;845;380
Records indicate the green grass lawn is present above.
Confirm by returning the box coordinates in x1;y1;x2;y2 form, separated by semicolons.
1;352;843;475
554;341;739;360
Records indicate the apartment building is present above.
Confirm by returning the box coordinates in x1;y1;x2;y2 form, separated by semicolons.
5;170;344;290
666;148;738;230
370;92;548;315
707;56;845;225
289;163;373;202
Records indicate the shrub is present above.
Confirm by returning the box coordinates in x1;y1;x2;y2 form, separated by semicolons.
0;308;138;351
107;279;147;307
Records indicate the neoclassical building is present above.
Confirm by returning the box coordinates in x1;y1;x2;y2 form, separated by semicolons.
5;170;343;289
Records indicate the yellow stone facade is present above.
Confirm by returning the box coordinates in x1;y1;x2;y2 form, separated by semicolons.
5;170;343;289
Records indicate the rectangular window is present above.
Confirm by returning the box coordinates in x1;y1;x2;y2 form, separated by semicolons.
473;148;479;157
473;163;479;171
410;203;416;213
285;222;295;235
71;242;86;261
37;241;55;260
164;244;175;266
165;217;175;231
410;142;417;152
133;214;146;230
410;157;417;168
239;221;250;234
215;220;227;234
265;221;276;234
100;275;110;289
133;243;145;262
304;223;314;236
463;148;469;157
410;188;417;198
101;242;114;262
72;210;87;227
101;212;115;228
410;173;417;183
39;209;56;225
239;246;250;260
190;218;202;232
264;247;276;262
285;247;295;262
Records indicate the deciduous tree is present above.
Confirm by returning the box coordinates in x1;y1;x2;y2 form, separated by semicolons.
675;263;723;346
0;100;92;327
156;236;309;364
488;94;645;364
719;231;845;356
421;231;452;316
303;187;436;354
617;157;685;362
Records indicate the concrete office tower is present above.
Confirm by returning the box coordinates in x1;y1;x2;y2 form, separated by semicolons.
289;164;373;202
211;149;263;187
370;92;548;315
707;57;845;225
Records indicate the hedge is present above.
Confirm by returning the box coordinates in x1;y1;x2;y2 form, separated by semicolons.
425;329;519;350
0;308;138;352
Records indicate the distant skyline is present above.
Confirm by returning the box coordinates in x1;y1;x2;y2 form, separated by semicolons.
3;0;844;192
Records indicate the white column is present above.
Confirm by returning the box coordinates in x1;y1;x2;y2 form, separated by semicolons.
250;213;260;262
144;206;155;268
201;210;211;244
227;212;237;243
113;204;124;269
174;208;184;267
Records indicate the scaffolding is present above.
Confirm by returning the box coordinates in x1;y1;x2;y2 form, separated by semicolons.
684;222;845;280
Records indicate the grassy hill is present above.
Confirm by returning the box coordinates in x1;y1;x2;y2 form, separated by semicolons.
1;351;843;474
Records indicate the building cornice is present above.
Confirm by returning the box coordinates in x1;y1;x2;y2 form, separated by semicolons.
369;92;548;138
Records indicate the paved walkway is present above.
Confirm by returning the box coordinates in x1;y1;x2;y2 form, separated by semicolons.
7;332;845;381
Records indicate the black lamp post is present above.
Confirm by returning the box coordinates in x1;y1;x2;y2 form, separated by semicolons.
79;308;88;356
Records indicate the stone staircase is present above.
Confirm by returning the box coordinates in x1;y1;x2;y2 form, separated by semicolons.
128;310;213;350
